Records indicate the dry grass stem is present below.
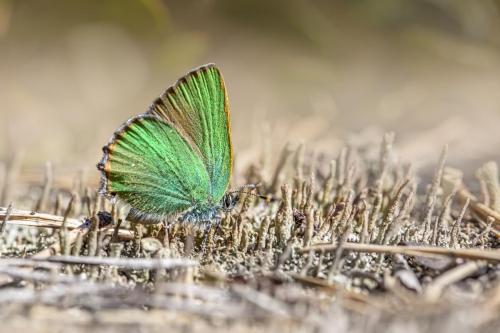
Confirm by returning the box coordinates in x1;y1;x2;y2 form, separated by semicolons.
302;242;500;262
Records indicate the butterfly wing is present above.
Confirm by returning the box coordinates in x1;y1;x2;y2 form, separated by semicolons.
147;64;232;202
99;116;211;222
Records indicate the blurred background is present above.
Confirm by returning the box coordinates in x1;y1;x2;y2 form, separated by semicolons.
1;0;500;183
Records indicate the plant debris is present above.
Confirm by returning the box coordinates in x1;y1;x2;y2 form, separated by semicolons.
0;135;499;333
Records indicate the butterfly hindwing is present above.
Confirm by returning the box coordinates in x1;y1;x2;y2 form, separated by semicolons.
99;116;211;221
147;64;232;202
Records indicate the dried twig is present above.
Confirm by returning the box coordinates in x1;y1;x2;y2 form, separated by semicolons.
33;255;198;270
0;207;134;242
301;242;500;262
232;285;290;318
457;186;500;235
0;265;79;284
0;202;13;234
424;261;487;301
0;207;81;229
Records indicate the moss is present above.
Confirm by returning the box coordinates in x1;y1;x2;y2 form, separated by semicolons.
0;135;498;332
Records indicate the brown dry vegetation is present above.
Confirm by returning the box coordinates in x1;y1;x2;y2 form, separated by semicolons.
0;135;499;333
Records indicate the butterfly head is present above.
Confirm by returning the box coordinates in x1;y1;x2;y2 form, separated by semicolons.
221;191;240;212
220;183;271;212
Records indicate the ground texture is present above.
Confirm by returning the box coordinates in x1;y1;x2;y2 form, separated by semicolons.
0;136;499;333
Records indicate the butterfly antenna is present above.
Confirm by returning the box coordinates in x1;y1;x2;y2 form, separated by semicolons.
228;183;277;202
237;183;262;191
240;191;270;200
237;189;277;202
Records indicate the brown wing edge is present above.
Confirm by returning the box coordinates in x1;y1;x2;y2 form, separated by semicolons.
97;113;197;224
97;114;163;199
219;68;233;185
146;63;218;119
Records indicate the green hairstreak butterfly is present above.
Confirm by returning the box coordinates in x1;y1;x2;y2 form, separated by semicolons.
97;64;239;224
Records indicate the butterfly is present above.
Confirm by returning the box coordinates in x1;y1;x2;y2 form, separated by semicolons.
97;64;241;224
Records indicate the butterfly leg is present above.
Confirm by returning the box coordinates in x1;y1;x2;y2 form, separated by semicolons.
161;219;173;247
214;216;224;238
200;213;224;255
200;223;214;256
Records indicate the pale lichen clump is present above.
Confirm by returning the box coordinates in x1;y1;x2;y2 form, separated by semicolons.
0;135;498;332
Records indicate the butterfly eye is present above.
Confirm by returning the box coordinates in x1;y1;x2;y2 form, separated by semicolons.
224;195;232;208
222;193;238;211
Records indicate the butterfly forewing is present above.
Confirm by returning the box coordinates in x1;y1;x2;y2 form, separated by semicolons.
147;64;232;202
100;116;211;221
99;64;232;223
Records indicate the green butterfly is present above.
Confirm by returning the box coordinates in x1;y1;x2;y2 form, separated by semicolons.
97;64;239;224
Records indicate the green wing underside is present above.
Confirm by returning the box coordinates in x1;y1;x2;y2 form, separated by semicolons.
148;65;232;201
106;117;212;216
